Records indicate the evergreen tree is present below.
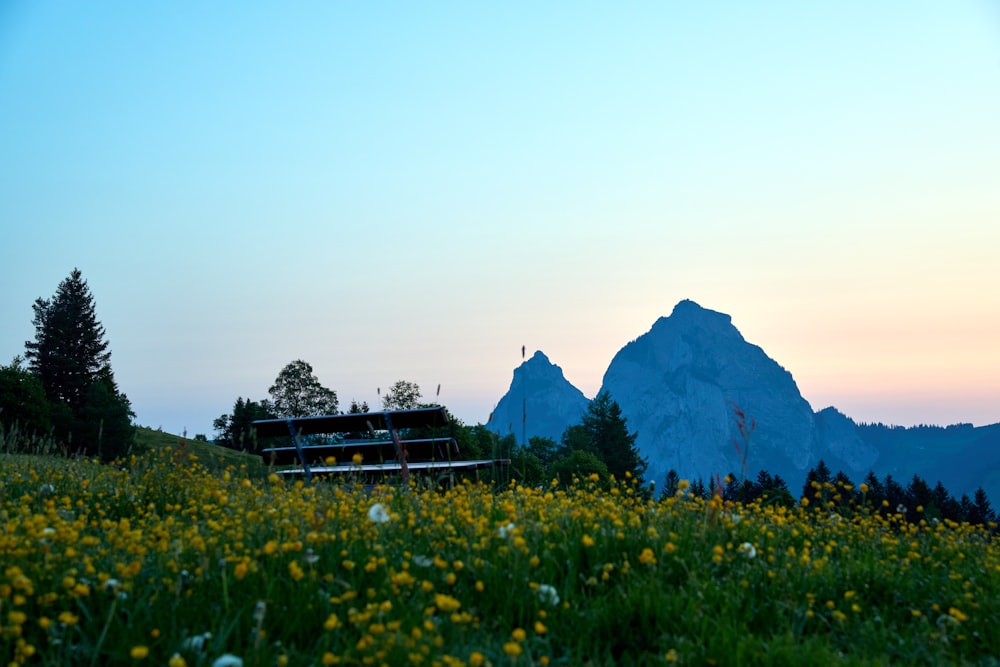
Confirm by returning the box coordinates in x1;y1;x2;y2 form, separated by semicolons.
660;469;681;500
213;397;276;451
969;487;996;526
580;390;647;482
801;460;832;501
883;475;907;514
905;474;934;522
25;269;111;411
23;269;133;457
862;471;885;509
931;481;963;523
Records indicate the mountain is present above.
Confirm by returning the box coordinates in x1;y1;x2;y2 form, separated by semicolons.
485;300;998;502
600;299;860;488
485;351;590;445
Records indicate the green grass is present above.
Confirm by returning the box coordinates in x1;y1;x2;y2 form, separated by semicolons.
0;450;997;666
133;425;263;472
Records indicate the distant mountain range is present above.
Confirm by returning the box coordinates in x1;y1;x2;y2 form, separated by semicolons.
486;300;1000;502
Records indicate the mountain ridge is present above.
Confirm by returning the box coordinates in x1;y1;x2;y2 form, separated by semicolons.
485;300;999;501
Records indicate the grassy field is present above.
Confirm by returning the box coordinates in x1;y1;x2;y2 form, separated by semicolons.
133;427;264;473
1;448;998;666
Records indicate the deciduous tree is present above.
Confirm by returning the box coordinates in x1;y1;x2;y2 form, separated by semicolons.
0;358;52;438
381;380;422;411
268;360;338;418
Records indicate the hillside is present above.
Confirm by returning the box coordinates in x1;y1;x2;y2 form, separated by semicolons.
134;426;264;472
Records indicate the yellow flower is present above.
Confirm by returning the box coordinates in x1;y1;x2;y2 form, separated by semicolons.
58;611;79;626
352;452;364;466
168;654;188;667
469;652;486;667
534;620;548;634
503;642;523;657
639;547;657;566
512;627;526;642
582;534;595;547
434;593;462;612
130;645;149;660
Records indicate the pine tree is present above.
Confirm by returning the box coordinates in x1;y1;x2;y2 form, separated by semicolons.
25;269;110;411
801;460;831;501
580;390;647;483
969;487;996;526
23;269;133;458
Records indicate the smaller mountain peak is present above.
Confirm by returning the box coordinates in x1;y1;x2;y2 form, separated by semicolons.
669;299;731;324
672;298;705;313
527;350;550;364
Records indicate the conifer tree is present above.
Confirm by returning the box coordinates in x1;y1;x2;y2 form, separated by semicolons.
580;390;647;483
23;269;133;458
25;269;110;411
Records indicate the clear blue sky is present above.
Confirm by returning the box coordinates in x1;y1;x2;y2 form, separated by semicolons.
2;2;999;436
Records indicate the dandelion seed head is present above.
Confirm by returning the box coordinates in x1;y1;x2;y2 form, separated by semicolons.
537;584;560;606
368;503;391;524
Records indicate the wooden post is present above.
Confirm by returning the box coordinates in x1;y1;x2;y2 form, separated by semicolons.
285;419;311;483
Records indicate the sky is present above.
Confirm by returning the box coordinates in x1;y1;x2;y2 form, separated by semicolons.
2;2;999;437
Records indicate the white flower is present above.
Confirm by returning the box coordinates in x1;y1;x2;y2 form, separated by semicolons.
896;504;907;514
536;584;560;606
38;483;55;496
303;548;319;565
739;542;757;559
412;555;433;567
181;632;212;653
253;600;267;622
368;503;391;524
724;512;742;525
498;522;515;538
211;655;243;667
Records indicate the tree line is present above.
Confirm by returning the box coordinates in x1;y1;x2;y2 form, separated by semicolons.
657;459;997;529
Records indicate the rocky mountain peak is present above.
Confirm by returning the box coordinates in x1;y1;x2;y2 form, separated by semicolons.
485;350;590;445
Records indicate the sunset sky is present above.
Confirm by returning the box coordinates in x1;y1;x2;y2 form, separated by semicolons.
2;2;999;437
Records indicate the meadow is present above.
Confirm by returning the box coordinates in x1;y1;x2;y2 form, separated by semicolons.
1;446;998;666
